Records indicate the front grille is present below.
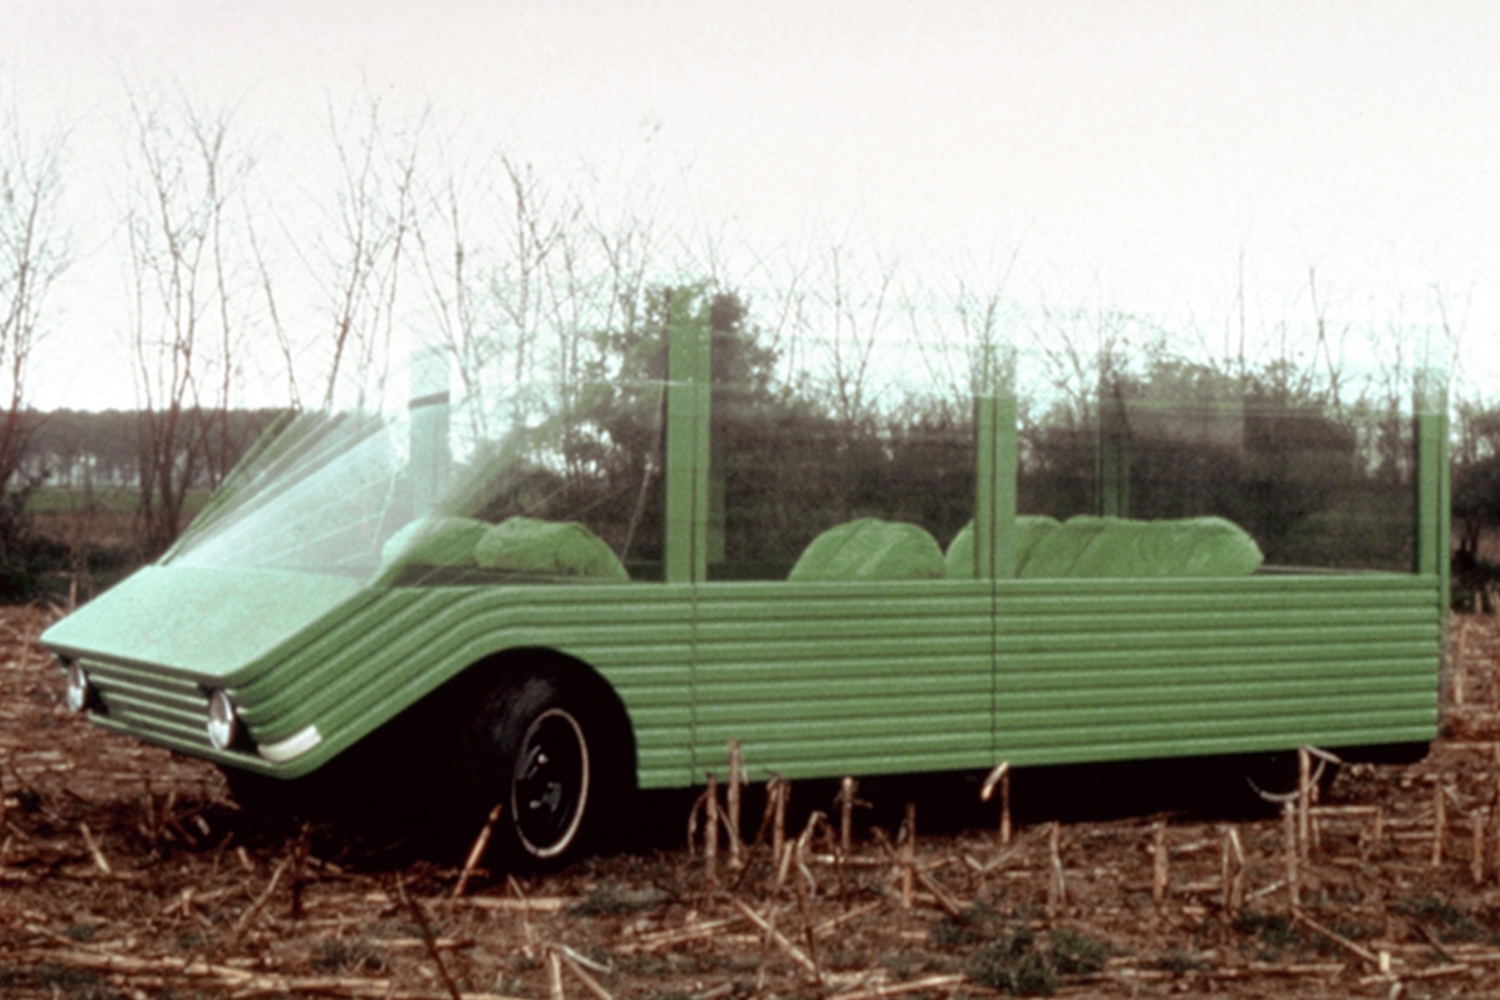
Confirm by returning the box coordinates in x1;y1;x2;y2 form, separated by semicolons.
78;658;214;751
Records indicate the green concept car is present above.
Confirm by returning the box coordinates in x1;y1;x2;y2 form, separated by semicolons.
42;330;1450;864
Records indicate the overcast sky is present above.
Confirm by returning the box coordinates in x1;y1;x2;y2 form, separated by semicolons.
9;0;1500;409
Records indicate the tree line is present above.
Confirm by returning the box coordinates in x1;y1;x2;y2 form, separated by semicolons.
25;409;284;493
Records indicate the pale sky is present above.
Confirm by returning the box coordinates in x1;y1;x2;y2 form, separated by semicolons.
8;0;1500;410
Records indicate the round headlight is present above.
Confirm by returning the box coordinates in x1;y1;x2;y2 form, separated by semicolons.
64;660;93;713
207;691;240;751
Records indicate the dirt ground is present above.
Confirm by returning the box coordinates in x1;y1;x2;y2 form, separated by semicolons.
7;608;1500;999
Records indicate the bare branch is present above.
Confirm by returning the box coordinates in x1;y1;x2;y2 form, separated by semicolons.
318;90;426;410
0;101;67;501
121;88;255;555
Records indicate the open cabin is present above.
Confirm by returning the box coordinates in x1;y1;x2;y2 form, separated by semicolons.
40;304;1450;861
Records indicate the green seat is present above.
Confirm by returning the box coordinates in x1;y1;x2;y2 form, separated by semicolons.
474;517;629;580
380;515;490;569
1022;515;1263;578
381;515;630;580
944;515;1262;578
945;515;1061;578
789;518;946;582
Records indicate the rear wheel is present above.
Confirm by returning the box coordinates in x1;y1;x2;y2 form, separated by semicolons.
1225;750;1341;816
453;666;629;865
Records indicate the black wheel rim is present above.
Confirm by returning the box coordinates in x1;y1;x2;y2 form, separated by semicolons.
512;707;590;858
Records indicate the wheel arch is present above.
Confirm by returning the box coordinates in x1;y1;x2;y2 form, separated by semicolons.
448;645;639;790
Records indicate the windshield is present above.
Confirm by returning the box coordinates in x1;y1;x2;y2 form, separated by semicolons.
165;371;669;584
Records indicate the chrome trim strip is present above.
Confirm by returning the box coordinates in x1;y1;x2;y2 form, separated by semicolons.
257;724;323;763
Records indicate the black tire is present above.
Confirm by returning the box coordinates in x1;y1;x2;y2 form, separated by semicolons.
219;699;453;843
220;765;299;819
453;666;629;866
219;762;379;835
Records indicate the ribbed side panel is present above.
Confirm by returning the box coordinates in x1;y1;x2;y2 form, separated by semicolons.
65;571;1441;792
686;575;1439;780
233;585;697;785
992;575;1441;765
691;582;994;780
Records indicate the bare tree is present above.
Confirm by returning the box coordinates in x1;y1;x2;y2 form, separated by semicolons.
805;243;897;428
247;212;300;409
1028;299;1137;431
501;156;572;396
0;100;67;582
1306;267;1349;410
415;144;668;456
413;152;486;406
0;104;66;482
314;92;421;410
123;92;254;555
414;150;571;430
906;249;1020;409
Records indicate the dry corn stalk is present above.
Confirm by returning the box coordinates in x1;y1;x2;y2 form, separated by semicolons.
727;740;744;870
1047;821;1065;913
1283;801;1300;913
1152;821;1168;903
1433;780;1448;868
980;761;1012;845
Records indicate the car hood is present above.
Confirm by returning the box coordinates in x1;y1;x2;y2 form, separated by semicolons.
41;565;368;682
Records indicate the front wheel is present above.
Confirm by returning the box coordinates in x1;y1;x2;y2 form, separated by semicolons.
453;667;628;866
510;704;591;857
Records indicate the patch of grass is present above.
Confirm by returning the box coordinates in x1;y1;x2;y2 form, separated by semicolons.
173;931;208;952
1396;895;1460;923
33;964;107;990
1234;910;1301;951
1048;929;1108;975
64;922;105;942
1329;919;1378;943
569;880;671;916
882;950;963;981
930;900;1004;949
1;963;128;1000
1396;894;1495;944
1303;917;1382;959
618;953;674;978
1152;948;1208;975
28;486;214;516
966;929;1056;997
310;938;388;975
29;486;137;515
1316;885;1365;907
939;912;1108;995
821;944;871;971
879;951;922;980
